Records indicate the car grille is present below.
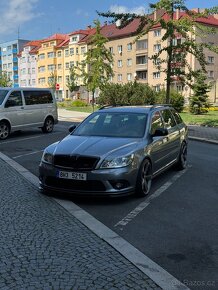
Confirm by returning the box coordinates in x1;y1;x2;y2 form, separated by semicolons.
53;155;100;170
45;177;106;192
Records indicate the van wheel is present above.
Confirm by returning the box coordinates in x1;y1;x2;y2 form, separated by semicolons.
135;159;152;197
42;117;54;133
0;121;10;140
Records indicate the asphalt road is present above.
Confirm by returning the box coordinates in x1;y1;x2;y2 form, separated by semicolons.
0;121;218;290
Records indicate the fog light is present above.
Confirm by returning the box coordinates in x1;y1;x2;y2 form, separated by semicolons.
109;180;130;190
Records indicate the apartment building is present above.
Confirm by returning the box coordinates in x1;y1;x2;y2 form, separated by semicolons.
18;40;41;87
101;11;218;103
0;39;30;87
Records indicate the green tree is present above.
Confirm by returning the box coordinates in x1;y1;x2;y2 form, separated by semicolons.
67;66;79;94
98;82;156;106
48;72;57;91
0;71;12;87
81;19;114;111
155;89;185;112
189;71;211;114
98;0;218;103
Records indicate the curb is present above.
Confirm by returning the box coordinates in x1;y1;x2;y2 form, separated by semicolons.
0;151;190;290
188;136;218;145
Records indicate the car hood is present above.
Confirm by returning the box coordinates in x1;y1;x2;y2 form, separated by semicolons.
52;135;139;158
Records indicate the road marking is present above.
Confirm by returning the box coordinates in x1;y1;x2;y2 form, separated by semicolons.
114;167;190;228
0;132;61;145
13;150;44;159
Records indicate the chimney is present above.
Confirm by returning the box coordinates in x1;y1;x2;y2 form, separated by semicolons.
87;25;92;29
104;21;108;26
154;9;157;21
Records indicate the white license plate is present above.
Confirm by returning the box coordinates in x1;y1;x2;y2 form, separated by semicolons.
57;170;87;181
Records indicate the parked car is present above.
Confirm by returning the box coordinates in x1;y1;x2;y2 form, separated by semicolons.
0;87;58;140
39;105;188;197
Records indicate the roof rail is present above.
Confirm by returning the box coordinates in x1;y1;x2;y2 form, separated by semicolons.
99;104;130;110
150;104;172;109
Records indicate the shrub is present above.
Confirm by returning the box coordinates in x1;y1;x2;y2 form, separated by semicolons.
71;100;88;107
155;89;185;112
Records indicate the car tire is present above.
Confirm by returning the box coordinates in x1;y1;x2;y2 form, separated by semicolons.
135;158;152;197
41;117;54;133
176;142;187;170
0;121;10;140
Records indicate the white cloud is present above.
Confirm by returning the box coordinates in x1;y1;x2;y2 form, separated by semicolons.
109;5;146;16
0;0;40;40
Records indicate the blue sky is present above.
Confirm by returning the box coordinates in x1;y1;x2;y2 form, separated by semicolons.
0;0;217;43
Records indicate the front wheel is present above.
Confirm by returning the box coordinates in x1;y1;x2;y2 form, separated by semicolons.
0;121;10;140
176;142;187;170
41;117;54;133
135;159;152;197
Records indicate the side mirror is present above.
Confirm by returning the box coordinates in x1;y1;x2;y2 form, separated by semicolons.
69;125;77;133
152;128;168;137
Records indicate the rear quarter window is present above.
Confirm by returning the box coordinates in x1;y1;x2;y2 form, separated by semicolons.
23;90;53;105
171;109;183;124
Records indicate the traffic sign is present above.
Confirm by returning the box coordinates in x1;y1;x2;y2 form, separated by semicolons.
55;83;60;90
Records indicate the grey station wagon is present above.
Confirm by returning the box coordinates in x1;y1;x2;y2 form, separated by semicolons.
39;105;188;197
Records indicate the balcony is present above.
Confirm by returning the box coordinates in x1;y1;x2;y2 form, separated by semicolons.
13;74;18;80
12;48;17;53
13;83;19;88
13;57;18;62
13;66;18;71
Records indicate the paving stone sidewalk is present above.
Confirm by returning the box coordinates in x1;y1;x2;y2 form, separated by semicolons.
0;158;161;290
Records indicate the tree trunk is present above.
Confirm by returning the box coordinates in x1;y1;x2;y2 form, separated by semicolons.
92;90;95;112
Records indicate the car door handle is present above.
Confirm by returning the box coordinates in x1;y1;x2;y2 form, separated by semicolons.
163;137;168;143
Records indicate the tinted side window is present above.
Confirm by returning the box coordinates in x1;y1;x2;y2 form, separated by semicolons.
5;91;22;107
171;109;183;124
23;91;53;105
150;111;164;135
161;109;176;129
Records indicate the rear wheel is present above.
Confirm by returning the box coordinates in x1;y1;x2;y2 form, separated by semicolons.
176;142;187;170
135;159;152;197
41;117;54;133
0;121;10;140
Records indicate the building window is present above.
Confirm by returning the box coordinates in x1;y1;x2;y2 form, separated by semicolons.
117;74;122;82
47;52;55;58
127;73;132;81
137;71;147;80
65;63;69;69
71;36;77;42
58;76;62;83
38;53;45;60
50;41;55;46
136;40;147;50
43;43;49;48
154;44;161;52
117;60;122;68
81;47;86;54
208;56;214;64
76;48;79;54
136;55;147;65
65;49;69;57
8;63;12;69
127;43;132;51
109;47;113;53
70;48;74;55
32;79;36;85
117;45;123;54
38;66;45;73
58;64;62;70
154;29;161;37
154;85;161;92
208;71;214;78
38;77;46;84
32;68;35;74
70;61;74;67
48;64;56;71
153;72;161;79
66;75;69;82
57;51;62;57
127;58;132;67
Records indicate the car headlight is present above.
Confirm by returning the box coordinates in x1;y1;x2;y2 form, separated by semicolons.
42;151;53;164
100;154;134;169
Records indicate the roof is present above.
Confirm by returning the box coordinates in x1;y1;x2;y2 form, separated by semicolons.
41;33;68;43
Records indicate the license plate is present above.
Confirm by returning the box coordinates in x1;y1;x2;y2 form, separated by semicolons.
57;170;87;181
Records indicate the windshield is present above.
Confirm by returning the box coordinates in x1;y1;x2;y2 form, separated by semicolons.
0;90;9;105
73;112;147;138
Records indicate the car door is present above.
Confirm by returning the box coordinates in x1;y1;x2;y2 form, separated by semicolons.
4;90;25;129
149;111;170;173
160;109;180;164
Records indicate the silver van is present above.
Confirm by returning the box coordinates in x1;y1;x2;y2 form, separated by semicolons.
0;87;58;140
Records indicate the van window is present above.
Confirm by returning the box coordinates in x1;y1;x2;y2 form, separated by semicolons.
0;90;8;105
23;90;53;105
5;91;23;107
